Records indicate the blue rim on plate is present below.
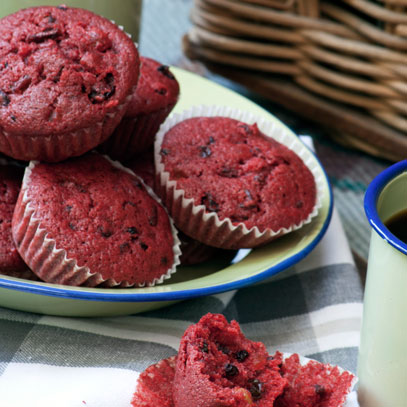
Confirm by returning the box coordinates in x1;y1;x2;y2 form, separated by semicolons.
364;159;407;256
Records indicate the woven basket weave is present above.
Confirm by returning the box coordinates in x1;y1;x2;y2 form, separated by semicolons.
184;0;407;160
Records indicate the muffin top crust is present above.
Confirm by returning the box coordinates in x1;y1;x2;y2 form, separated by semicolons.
0;6;139;135
160;116;316;232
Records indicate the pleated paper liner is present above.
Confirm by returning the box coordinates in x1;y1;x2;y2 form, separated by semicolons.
12;156;181;288
154;105;324;250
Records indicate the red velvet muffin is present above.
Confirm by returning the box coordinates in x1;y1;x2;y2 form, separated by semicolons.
155;107;320;249
100;56;179;160
132;356;177;407
274;353;355;407
0;162;35;279
12;153;180;287
173;313;287;407
0;6;139;162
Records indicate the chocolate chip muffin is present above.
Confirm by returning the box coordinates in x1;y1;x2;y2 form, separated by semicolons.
12;153;180;287
0;6;139;162
155;107;319;249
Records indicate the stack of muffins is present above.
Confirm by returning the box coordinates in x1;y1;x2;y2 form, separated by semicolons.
0;6;320;288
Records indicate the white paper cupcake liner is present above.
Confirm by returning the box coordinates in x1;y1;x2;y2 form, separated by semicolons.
154;105;324;249
12;156;181;288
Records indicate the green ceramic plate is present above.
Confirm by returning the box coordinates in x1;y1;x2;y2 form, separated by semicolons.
0;68;332;317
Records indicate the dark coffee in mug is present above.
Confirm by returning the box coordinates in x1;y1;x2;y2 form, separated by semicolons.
385;209;407;244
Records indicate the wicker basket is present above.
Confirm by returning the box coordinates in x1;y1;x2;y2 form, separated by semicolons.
184;0;407;161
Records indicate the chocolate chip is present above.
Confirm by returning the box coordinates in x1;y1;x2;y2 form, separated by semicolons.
235;350;249;362
68;223;76;231
209;136;215;144
0;90;10;106
27;28;61;43
57;5;67;10
140;242;148;251
248;379;262;400
315;384;326;395
199;146;211;158
160;148;169;156
149;206;158;226
105;72;114;85
225;363;239;378
295;201;303;208
52;67;64;83
10;115;16;122
12;75;32;93
230;214;249;223
154;87;167;95
65;205;72;212
120;242;130;253
88;74;115;104
97;226;112;238
237;124;252;135
220;167;238;178
244;189;253;200
157;65;175;80
201;193;219;212
217;343;230;354
127;226;139;234
161;256;168;265
48;14;56;23
201;341;209;353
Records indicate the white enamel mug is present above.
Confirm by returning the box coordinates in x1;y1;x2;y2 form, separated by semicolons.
358;160;407;407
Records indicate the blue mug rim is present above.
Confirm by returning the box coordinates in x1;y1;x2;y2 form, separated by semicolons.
364;160;407;256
